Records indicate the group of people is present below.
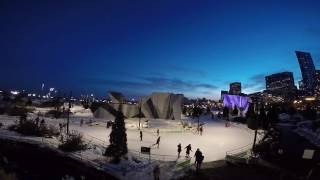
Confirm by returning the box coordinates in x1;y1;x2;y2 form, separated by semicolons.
177;143;204;172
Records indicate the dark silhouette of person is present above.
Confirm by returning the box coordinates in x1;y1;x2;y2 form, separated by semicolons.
40;119;45;126
35;116;40;127
154;136;160;148
185;144;192;157
177;143;182;158
157;129;159;136
153;165;160;180
140;130;143;141
199;126;203;136
194;148;204;172
59;123;63;133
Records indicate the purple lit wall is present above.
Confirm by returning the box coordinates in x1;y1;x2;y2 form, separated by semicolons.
223;94;250;112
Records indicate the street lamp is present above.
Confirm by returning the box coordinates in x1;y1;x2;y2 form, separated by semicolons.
138;98;142;130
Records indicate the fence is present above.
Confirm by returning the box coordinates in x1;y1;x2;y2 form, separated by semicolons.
225;143;253;164
83;133;179;162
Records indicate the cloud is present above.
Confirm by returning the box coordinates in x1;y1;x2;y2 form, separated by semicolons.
85;76;218;97
142;77;217;90
168;65;207;77
242;73;266;93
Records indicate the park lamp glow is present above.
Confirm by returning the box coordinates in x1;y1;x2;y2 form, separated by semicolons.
305;97;315;101
10;90;20;95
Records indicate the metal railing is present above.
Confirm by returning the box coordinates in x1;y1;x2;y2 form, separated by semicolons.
83;133;179;162
226;143;252;157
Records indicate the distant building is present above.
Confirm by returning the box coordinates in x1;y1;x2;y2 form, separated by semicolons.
298;80;306;91
229;82;241;95
296;51;317;95
265;72;297;103
265;72;295;91
315;70;320;99
221;90;228;101
248;92;264;105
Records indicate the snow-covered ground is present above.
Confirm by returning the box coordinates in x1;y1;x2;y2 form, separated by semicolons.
294;121;320;148
0;105;255;162
0;105;259;180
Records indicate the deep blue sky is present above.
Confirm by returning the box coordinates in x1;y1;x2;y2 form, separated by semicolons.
1;0;320;99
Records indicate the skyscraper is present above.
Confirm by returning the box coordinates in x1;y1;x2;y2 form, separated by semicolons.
315;70;320;99
229;82;241;95
265;72;295;91
296;51;316;95
265;72;297;103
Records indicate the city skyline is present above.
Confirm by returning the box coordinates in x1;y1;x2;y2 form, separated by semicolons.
1;0;320;99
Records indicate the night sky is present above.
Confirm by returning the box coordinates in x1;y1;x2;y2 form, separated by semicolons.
1;0;320;99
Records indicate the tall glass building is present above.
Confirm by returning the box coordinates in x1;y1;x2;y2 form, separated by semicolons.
265;72;295;91
296;51;316;95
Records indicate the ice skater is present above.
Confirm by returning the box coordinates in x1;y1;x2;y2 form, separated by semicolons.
153;136;161;148
185;144;192;158
177;143;182;158
199;126;203;136
140;130;143;141
157;129;160;136
80;119;84;127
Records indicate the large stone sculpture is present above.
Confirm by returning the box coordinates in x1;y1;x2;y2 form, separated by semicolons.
94;91;183;120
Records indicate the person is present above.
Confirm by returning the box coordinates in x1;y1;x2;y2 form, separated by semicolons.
194;148;204;172
153;165;160;180
199;126;203;136
40;119;45;128
154;136;160;148
177;143;182;158
106;120;112;128
80;119;84;127
35;116;40;127
59;123;63;133
140;130;143;141
157;129;159;136
225;118;230;127
185;144;192;157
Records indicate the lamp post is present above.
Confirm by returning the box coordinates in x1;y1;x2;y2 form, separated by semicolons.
138;99;141;130
67;91;72;136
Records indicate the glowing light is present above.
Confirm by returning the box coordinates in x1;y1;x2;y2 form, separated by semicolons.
305;97;315;101
223;94;250;112
10;90;20;95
